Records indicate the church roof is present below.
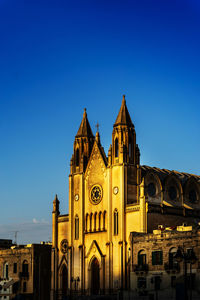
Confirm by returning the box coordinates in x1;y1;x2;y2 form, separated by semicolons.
76;108;94;138
141;165;200;185
114;95;134;127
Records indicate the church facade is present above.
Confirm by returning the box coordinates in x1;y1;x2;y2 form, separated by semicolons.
51;96;200;300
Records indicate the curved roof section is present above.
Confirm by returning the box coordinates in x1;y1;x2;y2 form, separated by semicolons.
141;165;200;185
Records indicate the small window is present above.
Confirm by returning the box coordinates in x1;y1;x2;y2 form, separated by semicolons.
3;262;8;279
103;211;106;230
13;263;17;274
75;148;79;166
75;216;79;240
147;183;156;197
138;250;146;266
85;214;89;232
168;186;177;200
129;138;132;159
99;212;102;231
169;248;177;267
22;261;28;274
90;213;93;232
94;213;97;232
115;138;119;158
152;251;163;265
114;209;118;235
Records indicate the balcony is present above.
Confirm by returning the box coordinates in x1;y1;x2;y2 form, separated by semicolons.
164;262;180;273
133;264;149;274
19;272;29;279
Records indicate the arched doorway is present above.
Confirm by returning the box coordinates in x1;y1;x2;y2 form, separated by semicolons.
91;257;100;294
61;265;68;296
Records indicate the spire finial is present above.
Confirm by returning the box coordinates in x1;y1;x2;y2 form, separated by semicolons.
95;122;99;133
122;94;126;103
54;194;58;202
83;108;87;116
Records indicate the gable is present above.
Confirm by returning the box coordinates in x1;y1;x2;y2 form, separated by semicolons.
86;240;104;258
85;141;107;183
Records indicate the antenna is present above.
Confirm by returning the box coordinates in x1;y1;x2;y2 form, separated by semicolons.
14;231;19;244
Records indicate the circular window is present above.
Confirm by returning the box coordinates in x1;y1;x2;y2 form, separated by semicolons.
147;183;156;197
74;194;79;201
90;185;103;205
168;186;177;200
189;189;197;203
60;239;68;254
113;186;119;195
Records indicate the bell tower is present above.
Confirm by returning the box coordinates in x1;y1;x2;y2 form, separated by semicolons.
71;108;94;174
112;95;139;165
111;95;140;204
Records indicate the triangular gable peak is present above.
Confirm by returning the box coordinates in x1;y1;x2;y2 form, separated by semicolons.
85;136;107;181
86;240;104;259
58;255;68;271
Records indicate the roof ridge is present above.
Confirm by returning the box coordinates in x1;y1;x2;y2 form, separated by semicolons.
141;165;200;178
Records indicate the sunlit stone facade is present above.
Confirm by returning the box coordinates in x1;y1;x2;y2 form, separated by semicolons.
51;96;200;300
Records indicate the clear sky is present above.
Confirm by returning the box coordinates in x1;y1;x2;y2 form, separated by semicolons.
0;0;200;244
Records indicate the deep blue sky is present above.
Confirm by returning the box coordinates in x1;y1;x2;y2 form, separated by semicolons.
0;0;200;243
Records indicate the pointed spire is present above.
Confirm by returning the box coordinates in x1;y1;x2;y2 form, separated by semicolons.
95;131;100;143
53;194;59;213
76;108;94;137
114;95;134;127
53;194;58;203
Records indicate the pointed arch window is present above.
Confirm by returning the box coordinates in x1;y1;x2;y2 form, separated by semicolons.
75;148;79;166
115;138;119;158
90;213;93;232
99;212;102;231
94;212;97;232
22;260;28;276
129;137;132;159
4;262;8;279
138;250;146;266
103;211;106;230
85;214;89;232
114;209;118;235
75;215;79;240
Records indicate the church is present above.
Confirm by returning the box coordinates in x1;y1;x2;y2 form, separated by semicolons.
51;96;200;300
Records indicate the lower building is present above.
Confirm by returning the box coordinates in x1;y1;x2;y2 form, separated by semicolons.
0;243;51;300
130;225;200;299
